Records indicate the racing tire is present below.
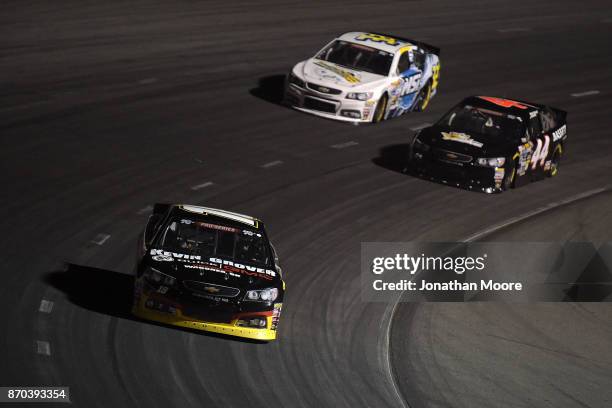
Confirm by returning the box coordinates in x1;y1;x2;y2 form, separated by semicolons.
548;146;562;177
372;94;388;123
414;81;432;112
503;160;516;191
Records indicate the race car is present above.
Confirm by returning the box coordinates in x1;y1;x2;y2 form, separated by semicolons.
284;32;440;123
409;96;567;193
132;204;285;341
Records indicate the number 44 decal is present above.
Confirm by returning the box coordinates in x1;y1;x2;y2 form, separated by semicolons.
531;135;550;170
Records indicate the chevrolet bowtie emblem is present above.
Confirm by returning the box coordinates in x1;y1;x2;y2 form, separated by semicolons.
204;286;220;293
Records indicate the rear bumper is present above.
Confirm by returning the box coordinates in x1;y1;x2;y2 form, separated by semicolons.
284;83;374;123
132;291;280;341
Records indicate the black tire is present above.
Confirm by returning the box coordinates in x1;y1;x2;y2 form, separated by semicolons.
414;81;432;112
503;160;516;191
372;94;388;123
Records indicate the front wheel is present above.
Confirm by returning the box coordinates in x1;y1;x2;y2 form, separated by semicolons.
503;161;516;191
372;94;388;123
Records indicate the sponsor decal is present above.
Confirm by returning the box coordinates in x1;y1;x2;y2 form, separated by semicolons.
150;249;201;262
313;61;360;84
355;33;400;46
209;257;276;278
552;124;566;141
478;96;531;110
441;132;483;148
517;144;531;176
149;249;276;280
271;303;282;330
494;168;505;188
399;71;422;96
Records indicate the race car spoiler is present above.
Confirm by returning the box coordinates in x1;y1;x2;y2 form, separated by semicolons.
370;32;441;55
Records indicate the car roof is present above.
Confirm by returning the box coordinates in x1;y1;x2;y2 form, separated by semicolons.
175;204;260;228
465;96;541;117
337;31;417;54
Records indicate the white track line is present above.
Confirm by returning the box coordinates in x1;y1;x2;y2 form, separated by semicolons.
382;185;611;408
570;90;600;97
463;185;611;242
139;77;158;85
137;205;153;215
331;141;359;149
36;341;51;356
90;233;111;246
191;181;214;191
260;160;283;168
39;299;54;313
410;122;431;131
497;27;531;33
383;296;409;408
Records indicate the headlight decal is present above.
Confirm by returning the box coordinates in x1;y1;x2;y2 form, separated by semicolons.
143;267;176;287
244;287;279;302
346;92;373;101
476;157;506;167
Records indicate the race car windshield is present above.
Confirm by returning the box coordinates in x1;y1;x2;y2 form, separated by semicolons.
438;105;525;140
159;218;271;267
316;40;393;76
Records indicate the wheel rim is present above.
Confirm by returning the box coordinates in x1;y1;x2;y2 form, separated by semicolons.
375;96;387;122
550;147;561;176
550;160;559;176
420;85;432;110
505;167;516;190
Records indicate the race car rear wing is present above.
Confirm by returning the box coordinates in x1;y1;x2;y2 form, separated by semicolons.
370;32;441;55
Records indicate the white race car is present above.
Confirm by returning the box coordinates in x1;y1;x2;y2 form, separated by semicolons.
284;32;441;123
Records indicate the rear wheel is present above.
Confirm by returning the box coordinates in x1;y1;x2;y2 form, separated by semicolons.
548;145;562;177
372;94;388;123
414;81;432;112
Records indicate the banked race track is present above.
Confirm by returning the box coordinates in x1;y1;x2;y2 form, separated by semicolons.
2;1;612;407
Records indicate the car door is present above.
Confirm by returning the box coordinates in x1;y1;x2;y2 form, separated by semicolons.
526;110;552;180
392;50;422;115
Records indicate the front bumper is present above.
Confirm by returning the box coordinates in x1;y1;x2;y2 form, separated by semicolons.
133;288;281;341
284;82;374;123
410;152;505;194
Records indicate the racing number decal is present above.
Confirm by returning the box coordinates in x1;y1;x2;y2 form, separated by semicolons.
355;33;399;46
531;135;550;170
432;63;440;90
400;73;422;96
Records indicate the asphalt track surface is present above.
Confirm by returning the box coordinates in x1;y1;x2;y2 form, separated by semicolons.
2;1;612;407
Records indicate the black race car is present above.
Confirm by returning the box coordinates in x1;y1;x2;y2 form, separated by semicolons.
409;96;567;193
132;204;285;341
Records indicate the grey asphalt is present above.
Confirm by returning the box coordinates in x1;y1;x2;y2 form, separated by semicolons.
1;1;611;407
